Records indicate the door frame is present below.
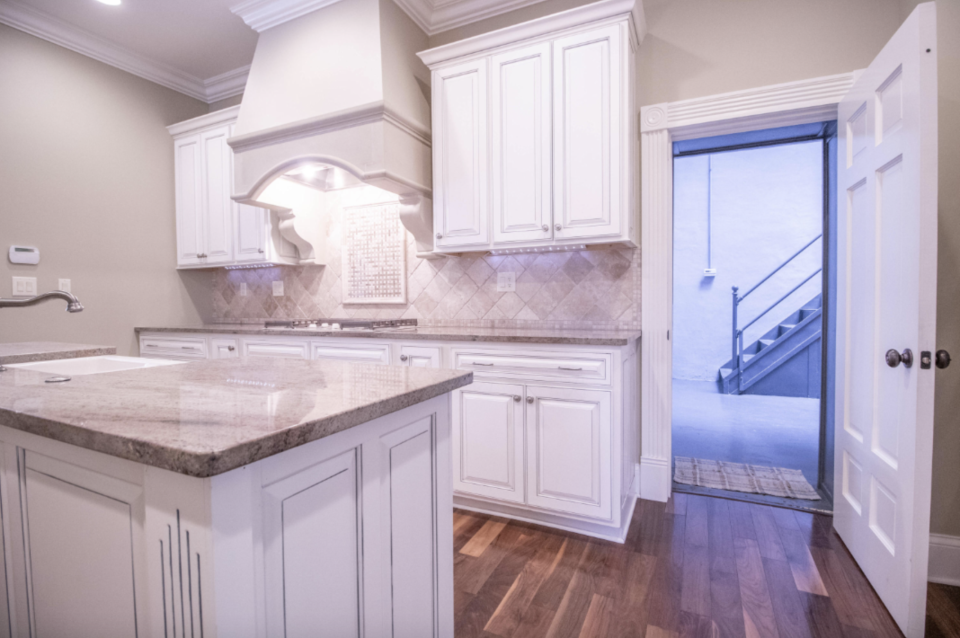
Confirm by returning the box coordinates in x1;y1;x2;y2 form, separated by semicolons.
638;71;860;502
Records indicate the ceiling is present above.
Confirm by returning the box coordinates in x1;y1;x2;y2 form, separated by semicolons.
0;0;552;104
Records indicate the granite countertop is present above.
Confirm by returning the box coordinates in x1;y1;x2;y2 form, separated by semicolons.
0;358;472;477
0;342;117;365
135;324;642;346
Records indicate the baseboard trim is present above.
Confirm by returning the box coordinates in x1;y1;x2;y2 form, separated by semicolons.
639;458;671;503
929;533;960;586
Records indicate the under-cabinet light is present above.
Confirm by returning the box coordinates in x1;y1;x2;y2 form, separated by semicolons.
223;263;282;270
488;244;587;256
96;0;121;5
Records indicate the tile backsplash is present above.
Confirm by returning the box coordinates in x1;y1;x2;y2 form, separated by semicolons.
211;192;640;330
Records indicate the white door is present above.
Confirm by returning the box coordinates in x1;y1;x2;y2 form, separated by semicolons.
491;42;553;244
200;125;234;264
174;135;202;267
399;345;441;368
525;386;612;520
834;4;938;637
552;23;622;240
451;382;525;504
433;59;489;249
235;204;266;263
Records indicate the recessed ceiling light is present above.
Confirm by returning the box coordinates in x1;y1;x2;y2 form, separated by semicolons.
96;0;121;5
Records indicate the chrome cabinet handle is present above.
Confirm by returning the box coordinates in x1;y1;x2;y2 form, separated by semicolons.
182;346;196;350
886;349;914;368
400;354;409;362
472;362;494;367
526;396;535;404
555;224;562;231
542;224;549;232
513;395;521;402
558;366;582;371
436;232;443;239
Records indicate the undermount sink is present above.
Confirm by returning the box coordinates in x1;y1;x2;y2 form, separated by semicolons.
6;355;185;376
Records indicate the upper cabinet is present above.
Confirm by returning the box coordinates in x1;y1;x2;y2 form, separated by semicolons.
419;0;641;254
168;106;298;269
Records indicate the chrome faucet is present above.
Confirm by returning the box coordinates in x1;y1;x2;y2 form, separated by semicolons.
0;290;84;313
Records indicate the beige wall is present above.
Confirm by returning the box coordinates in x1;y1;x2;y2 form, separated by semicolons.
0;24;211;356
435;0;960;537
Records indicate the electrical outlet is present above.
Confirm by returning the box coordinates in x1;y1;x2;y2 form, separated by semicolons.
12;277;37;297
58;279;71;293
272;280;284;296
496;272;516;293
240;282;248;297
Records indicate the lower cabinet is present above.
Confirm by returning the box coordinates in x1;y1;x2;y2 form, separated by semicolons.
312;341;391;365
399;345;441;368
451;382;525;504
242;339;310;359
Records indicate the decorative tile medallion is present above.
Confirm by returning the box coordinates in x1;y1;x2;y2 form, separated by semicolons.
341;203;406;304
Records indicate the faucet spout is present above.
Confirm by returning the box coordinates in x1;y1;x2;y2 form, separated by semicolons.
0;290;84;313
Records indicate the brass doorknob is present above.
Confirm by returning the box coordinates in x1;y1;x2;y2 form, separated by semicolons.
886;348;914;368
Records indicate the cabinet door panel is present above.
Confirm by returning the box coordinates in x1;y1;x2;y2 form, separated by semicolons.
452;382;525;503
175;135;202;266
434;60;489;249
235;203;266;262
22;453;142;638
491;43;553;244
312;343;390;365
242;339;310;359
526;386;612;520
200;126;234;264
210;338;239;359
553;24;622;240
263;449;362;638
400;346;442;368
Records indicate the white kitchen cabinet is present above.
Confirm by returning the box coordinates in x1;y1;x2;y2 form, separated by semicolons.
210;337;239;358
419;2;640;253
432;59;489;250
491;42;553;244
399;345;441;368
525;386;612;519
451;382;526;504
169;106;298;269
552;24;622;240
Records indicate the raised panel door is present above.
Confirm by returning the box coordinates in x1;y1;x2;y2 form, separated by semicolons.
200;126;234;264
451;382;525;504
312;342;391;365
552;24;622;240
434;60;489;249
174;135;202;266
491;42;553;244
400;345;441;368
525;385;612;520
210;338;239;359
235;203;267;263
242;339;310;360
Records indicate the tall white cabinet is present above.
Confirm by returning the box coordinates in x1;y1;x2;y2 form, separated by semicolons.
419;0;640;253
168;106;298;269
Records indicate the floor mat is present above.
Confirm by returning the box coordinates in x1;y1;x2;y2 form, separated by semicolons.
674;456;821;500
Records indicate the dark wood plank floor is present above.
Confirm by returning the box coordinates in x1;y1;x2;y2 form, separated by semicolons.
453;494;960;638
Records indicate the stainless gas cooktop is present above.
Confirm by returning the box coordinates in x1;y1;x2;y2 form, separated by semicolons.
264;318;417;332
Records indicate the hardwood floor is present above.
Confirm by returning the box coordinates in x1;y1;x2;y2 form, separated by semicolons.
452;494;960;637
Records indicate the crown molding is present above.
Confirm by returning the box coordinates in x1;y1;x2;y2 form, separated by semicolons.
230;0;343;32
417;0;640;67
167;105;242;138
395;0;550;36
0;0;248;104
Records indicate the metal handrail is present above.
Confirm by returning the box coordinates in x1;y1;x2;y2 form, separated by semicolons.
730;234;823;390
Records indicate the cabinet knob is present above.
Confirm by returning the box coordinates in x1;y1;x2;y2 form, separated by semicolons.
555;224;562;231
400;354;409;362
258;248;265;254
228;346;235;351
436;232;443;239
526;396;535;404
513;395;521;402
196;253;202;259
542;224;549;232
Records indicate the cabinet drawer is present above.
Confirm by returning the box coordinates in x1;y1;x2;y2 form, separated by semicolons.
312;343;390;365
242;339;310;359
140;336;207;360
453;350;610;384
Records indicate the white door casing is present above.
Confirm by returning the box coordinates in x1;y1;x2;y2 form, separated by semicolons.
491;42;553;244
833;4;938;637
451;382;525;504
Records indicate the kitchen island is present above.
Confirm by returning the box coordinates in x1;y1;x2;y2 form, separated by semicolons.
0;356;471;638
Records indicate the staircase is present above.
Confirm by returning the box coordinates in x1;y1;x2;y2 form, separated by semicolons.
719;294;822;398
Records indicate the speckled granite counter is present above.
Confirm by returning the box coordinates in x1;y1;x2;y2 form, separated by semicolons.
0;342;116;365
0;358;472;477
135;324;642;346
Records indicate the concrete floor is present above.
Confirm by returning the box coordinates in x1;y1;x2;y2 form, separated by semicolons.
672;379;821;486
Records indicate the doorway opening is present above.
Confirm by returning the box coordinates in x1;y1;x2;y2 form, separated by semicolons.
670;121;838;512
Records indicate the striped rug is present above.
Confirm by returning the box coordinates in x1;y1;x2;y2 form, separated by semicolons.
674;456;821;500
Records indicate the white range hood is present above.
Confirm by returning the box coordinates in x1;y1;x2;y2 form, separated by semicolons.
228;0;437;262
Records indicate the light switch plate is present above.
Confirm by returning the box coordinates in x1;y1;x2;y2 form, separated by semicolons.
240;282;248;297
12;276;37;297
58;279;71;293
272;280;284;296
496;272;516;293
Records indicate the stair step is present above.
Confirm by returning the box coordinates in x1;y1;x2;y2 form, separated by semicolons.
760;339;775;348
742;354;755;362
779;323;797;333
719;367;735;380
